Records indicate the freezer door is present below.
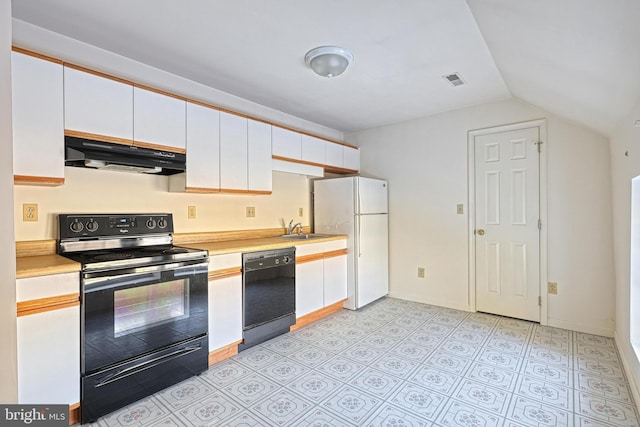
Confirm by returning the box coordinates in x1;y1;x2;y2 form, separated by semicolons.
357;177;388;214
355;213;389;308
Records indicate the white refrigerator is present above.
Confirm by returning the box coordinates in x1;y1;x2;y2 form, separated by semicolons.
314;176;389;310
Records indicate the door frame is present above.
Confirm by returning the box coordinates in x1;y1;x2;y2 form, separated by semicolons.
467;118;548;325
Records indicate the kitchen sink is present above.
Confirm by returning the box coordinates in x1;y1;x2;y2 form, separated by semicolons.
279;233;332;240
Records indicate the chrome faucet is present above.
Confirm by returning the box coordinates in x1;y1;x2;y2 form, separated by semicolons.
288;219;303;235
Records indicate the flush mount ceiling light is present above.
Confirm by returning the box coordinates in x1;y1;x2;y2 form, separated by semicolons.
305;46;353;78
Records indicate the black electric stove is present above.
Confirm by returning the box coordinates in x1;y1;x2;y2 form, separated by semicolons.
58;213;209;424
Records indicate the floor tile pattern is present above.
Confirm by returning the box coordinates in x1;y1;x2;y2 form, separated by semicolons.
88;297;639;426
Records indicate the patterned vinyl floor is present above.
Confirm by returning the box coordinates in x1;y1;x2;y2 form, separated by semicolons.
87;297;640;426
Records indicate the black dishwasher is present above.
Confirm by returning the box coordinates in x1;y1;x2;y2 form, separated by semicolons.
239;247;296;351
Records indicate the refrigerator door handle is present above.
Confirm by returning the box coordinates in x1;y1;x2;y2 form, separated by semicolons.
357;215;362;257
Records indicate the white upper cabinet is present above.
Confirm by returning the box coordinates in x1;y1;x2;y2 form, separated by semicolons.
170;102;220;192
64;66;133;141
343;145;360;171
326;143;360;172
325;142;344;168
133;87;186;151
272;126;301;159
301;134;326;165
12;51;64;184
247;119;272;193
220;111;248;192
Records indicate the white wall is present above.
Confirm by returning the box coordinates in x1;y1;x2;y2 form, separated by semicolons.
0;0;18;403
346;98;615;336
610;99;640;405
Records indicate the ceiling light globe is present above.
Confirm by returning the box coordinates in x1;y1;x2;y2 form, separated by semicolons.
305;46;353;78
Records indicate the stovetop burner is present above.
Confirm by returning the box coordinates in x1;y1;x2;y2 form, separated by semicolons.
57;214;208;272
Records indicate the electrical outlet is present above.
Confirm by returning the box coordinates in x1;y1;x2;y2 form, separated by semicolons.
246;207;256;218
548;282;558;295
299;207;304;217
457;204;464;214
417;267;425;278
23;204;38;222
22;204;36;221
188;206;197;219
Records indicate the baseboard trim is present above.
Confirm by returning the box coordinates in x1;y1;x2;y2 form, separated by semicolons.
614;331;640;413
290;300;346;331
69;403;79;425
208;340;242;366
387;292;471;312
547;318;614;338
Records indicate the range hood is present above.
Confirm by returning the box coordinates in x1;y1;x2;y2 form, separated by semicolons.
65;136;186;175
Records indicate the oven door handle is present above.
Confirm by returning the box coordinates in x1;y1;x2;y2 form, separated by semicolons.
94;344;202;388
84;260;209;292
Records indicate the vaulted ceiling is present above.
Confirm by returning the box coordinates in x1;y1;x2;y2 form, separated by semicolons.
11;0;640;137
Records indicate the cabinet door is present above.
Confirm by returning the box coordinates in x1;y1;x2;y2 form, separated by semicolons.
17;306;80;405
64;66;133;141
220;112;248;192
324;255;348;306
325;142;344;168
272;126;301;159
185;102;220;190
12;51;64;182
295;261;324;318
343;145;360;171
247;119;272;193
208;276;242;351
301;134;326;165
133;87;186;151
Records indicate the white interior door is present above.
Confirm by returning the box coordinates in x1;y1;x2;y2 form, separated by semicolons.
474;126;540;322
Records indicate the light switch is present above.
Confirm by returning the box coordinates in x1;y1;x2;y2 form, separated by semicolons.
457;204;464;214
188;206;197;219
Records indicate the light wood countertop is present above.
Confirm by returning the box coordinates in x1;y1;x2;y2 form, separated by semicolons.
15;234;347;278
16;255;80;279
184;234;348;256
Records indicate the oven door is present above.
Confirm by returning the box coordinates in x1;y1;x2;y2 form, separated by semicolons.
82;259;208;374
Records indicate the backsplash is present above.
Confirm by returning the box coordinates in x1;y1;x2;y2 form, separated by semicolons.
14;168;311;241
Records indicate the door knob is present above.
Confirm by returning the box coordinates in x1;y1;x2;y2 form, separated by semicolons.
477;229;485;235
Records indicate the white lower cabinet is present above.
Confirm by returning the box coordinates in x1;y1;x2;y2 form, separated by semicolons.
323;254;348;306
208;253;242;351
294;240;348;317
295;261;324;318
208;276;242;351
17;306;80;405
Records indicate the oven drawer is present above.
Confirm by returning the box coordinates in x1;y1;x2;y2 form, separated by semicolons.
81;335;208;424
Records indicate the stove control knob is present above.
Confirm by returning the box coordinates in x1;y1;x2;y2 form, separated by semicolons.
85;220;99;232
157;218;167;229
146;218;157;229
283;256;292;264
70;220;84;233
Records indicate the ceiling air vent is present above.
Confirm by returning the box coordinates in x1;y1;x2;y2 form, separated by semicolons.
443;73;464;87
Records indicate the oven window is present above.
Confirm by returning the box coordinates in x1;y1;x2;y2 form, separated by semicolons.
114;279;190;337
